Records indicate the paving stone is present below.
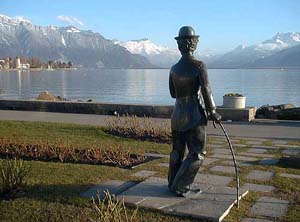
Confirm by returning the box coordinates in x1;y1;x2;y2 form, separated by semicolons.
145;153;169;158
247;148;268;154
81;180;136;199
164;186;248;222
277;144;299;148
239;152;275;158
279;173;300;179
250;197;289;218
194;173;233;186
259;159;279;165
211;148;231;155
202;157;220;166
133;170;156;178
118;177;186;209
211;154;259;162
246;141;264;145
209;165;239;174
221;160;253;167
282;148;300;156
241;183;275;192
246;170;274;181
157;163;204;172
209;140;226;144
272;140;289;145
157;163;169;167
229;139;242;143
242;218;274;222
208;144;225;148
252;146;278;150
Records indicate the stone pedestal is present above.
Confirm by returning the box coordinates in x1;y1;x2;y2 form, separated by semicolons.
216;107;256;122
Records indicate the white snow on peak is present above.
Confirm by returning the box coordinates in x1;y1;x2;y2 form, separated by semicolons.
61;35;66;47
291;34;300;42
255;32;300;52
13;16;32;24
48;25;58;30
67;27;80;33
0;14;11;20
115;38;177;56
0;14;32;25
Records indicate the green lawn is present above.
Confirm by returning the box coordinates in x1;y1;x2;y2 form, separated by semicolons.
0;120;170;154
0;120;198;222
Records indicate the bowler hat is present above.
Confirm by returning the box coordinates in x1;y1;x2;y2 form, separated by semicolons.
175;26;199;40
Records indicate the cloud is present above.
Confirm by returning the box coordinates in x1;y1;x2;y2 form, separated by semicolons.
57;15;84;27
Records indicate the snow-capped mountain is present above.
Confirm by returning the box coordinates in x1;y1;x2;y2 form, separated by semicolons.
258;32;300;51
115;39;180;68
207;32;300;68
0;14;154;68
250;44;300;68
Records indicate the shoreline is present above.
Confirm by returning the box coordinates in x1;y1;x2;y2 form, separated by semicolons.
1;67;300;71
0;67;77;72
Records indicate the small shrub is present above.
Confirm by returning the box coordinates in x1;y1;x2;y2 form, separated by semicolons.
90;190;138;222
105;115;171;143
0;158;30;195
224;93;244;97
0;138;145;168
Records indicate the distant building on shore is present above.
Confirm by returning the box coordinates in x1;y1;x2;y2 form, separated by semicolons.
0;56;73;70
0;60;5;69
15;56;21;69
0;57;11;69
15;56;30;69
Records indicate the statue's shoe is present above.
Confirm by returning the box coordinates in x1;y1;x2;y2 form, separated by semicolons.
175;188;202;198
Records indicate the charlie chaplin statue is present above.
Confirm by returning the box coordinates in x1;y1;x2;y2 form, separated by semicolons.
168;26;222;197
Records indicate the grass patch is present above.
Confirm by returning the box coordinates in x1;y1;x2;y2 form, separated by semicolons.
0;120;171;155
90;190;138;222
287;141;300;146
224;191;260;222
0;159;198;222
0;120;195;221
262;140;273;146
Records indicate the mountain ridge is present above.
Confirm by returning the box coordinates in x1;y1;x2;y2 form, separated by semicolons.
0;15;155;68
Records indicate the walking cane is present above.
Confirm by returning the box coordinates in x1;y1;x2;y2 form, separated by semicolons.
213;121;240;208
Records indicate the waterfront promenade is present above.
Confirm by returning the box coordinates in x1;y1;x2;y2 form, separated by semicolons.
0;110;299;140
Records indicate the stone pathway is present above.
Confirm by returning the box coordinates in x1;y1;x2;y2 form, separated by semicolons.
241;183;275;193
246;170;275;181
250;197;289;218
80;135;299;222
118;176;248;222
209;165;239;174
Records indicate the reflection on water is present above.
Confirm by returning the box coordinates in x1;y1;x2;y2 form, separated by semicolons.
0;69;299;107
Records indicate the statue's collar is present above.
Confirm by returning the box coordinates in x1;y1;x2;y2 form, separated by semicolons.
181;54;194;60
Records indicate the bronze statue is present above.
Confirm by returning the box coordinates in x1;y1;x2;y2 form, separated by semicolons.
168;26;221;197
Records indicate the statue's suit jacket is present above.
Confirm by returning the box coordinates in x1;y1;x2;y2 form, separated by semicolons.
169;55;216;131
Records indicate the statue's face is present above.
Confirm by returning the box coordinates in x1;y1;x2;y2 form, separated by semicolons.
189;38;199;52
177;37;199;54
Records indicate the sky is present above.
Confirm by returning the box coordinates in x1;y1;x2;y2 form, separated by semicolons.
1;0;300;53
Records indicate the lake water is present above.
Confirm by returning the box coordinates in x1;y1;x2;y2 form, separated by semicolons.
0;69;299;107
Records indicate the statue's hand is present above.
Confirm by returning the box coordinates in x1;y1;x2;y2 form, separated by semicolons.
211;110;222;124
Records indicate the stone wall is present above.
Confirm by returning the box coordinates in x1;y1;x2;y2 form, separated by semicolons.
0;99;256;121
